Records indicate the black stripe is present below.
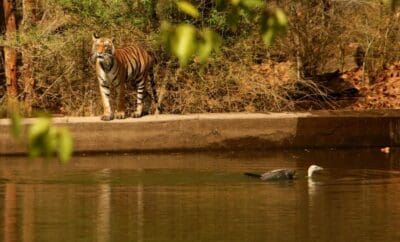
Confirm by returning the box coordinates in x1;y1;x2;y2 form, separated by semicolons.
111;74;118;83
130;59;138;80
111;74;120;86
136;58;142;74
101;84;110;89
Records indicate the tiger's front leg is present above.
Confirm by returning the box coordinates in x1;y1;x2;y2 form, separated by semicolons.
115;81;126;119
97;73;114;121
132;79;144;118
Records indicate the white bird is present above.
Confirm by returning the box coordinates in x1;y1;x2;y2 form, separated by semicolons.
307;165;324;178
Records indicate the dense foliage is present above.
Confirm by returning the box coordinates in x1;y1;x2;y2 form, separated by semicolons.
1;0;400;117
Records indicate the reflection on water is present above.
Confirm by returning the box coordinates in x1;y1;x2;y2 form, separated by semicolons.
1;149;400;241
97;171;110;242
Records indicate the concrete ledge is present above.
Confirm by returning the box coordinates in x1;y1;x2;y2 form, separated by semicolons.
2;111;400;154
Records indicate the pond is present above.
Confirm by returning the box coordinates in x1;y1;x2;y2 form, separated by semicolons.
1;148;400;242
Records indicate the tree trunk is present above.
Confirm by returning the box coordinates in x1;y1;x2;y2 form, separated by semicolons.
0;4;5;98
22;0;37;115
3;0;18;98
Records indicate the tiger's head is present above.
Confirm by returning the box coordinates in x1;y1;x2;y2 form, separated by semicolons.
90;33;115;71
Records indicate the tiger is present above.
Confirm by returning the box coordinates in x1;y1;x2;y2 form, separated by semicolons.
90;33;160;121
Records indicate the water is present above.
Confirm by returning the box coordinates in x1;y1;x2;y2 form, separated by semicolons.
1;149;400;242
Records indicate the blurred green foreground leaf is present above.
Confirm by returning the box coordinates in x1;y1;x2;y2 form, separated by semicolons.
28;116;73;163
10;115;73;163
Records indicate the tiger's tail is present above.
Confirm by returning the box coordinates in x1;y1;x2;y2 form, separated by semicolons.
149;66;161;114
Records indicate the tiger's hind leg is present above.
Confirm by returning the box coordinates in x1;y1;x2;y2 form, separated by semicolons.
115;80;126;119
132;77;145;118
142;90;152;116
132;104;143;118
149;67;161;115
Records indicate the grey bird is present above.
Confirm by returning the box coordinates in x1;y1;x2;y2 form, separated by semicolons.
244;165;323;181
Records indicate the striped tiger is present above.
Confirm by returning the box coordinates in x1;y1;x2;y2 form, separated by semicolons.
90;33;160;121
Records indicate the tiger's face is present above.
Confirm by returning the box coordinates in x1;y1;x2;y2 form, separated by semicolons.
91;33;115;62
91;33;116;71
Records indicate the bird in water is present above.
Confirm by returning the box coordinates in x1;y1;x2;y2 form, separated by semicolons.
244;165;324;181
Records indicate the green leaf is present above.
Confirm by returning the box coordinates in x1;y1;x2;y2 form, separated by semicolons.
44;127;58;158
275;8;288;27
10;112;21;139
27;117;51;159
172;24;197;66
260;8;287;47
239;0;264;9
176;1;200;18
230;0;240;6
261;30;274;47
160;21;173;52
57;128;73;163
197;29;222;63
28;117;50;146
26;116;74;162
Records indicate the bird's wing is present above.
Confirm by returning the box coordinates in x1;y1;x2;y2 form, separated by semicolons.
268;169;287;173
260;170;287;180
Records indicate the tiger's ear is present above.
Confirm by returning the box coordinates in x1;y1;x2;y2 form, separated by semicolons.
92;33;100;41
111;37;115;43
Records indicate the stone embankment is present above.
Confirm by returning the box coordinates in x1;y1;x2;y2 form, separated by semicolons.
1;111;400;154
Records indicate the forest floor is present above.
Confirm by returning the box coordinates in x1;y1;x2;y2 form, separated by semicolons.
250;60;400;112
344;63;400;110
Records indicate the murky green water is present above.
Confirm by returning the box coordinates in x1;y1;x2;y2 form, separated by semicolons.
1;149;400;242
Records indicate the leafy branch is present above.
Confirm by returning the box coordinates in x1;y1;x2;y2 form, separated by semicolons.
161;0;288;66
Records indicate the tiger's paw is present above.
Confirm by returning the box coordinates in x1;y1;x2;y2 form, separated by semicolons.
115;111;126;119
101;114;114;121
132;111;143;118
